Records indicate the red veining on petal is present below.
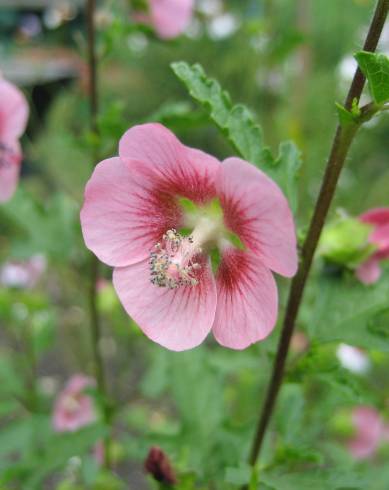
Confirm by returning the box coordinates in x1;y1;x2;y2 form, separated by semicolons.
147;161;217;205
216;248;253;298
219;192;260;249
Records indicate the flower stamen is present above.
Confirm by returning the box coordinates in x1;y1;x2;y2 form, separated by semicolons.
150;229;202;289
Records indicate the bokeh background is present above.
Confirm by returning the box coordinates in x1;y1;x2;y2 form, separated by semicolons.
1;1;389;489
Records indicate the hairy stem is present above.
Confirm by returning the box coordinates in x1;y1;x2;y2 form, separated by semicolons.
247;0;389;471
86;0;111;469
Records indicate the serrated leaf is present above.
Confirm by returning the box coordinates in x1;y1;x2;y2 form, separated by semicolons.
355;51;389;104
171;62;267;164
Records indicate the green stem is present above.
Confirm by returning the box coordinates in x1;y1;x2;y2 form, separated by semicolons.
245;0;389;477
86;0;112;469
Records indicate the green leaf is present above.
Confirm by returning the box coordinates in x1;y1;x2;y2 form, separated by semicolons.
171;62;301;210
260;468;365;490
335;103;357;128
2;188;79;261
355;51;389;104
171;62;266;164
225;463;252;485
263;141;301;213
305;265;389;351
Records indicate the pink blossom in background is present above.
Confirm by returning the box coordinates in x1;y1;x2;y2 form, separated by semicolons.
356;208;389;284
133;0;194;39
348;406;383;459
93;440;105;466
52;374;97;432
0;255;46;289
0;76;29;203
81;123;297;351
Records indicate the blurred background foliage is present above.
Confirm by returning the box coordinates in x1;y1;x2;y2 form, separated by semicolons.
0;0;389;489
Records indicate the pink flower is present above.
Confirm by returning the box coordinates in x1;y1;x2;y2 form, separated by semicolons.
93;440;105;466
0;76;29;203
348;406;383;459
0;254;46;289
356;208;389;284
80;123;297;351
52;375;97;432
133;0;194;39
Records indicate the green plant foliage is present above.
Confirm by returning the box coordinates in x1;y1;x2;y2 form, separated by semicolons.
355;51;389;104
305;266;389;351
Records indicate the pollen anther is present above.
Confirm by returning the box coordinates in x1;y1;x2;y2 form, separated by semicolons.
149;229;201;289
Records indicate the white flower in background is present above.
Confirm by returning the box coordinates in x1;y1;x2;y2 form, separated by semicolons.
338;55;357;82
197;0;223;16
336;343;370;374
208;12;239;40
0;255;46;289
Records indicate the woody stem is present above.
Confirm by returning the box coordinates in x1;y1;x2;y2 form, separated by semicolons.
86;0;111;469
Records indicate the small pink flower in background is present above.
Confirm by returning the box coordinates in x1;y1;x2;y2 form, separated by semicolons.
93;440;105;466
81;123;297;351
356;208;389;284
52;374;97;432
0;255;46;289
133;0;194;39
348;406;383;459
0;76;29;203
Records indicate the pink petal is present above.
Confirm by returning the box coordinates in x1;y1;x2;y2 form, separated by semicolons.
0;141;22;203
149;0;194;39
355;258;381;285
360;207;389;227
80;157;181;267
212;248;278;349
119;123;220;205
112;256;217;351
371;223;389;259
348;406;382;459
0;78;29;140
65;374;95;394
217;157;297;277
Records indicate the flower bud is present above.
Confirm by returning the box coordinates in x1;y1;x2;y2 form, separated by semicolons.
319;217;376;267
144;447;178;486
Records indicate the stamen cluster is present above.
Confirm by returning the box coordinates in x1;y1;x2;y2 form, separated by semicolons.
149;229;201;289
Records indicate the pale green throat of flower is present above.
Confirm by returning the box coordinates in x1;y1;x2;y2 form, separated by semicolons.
149;197;244;289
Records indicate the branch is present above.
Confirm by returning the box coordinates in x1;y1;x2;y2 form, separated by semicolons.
246;0;389;472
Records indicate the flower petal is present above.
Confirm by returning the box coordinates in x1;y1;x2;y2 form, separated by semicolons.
217;157;297;277
0;78;29;140
112;256;217;351
371;223;389;258
149;0;194;39
0;141;21;203
355;258;381;285
80;157;181;267
348;406;382;460
212;248;278;349
119;123;220;204
360;207;389;227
